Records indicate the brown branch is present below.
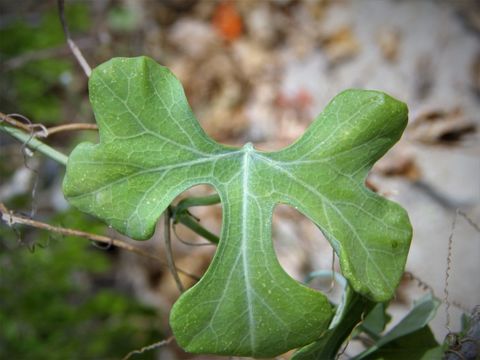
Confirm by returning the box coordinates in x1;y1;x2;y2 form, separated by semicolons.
1;111;97;137
0;112;35;133
445;209;459;333
0;203;199;281
57;0;92;77
444;209;480;334
45;123;98;136
122;336;174;360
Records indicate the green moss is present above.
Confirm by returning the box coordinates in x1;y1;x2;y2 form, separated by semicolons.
0;3;91;124
0;209;162;359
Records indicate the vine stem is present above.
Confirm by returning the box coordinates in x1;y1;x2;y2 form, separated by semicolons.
0;124;68;166
0;111;44;133
174;194;221;214
45;123;98;136
0;111;98;138
176;212;219;244
165;207;185;293
0;203;199;281
172;194;221;244
0;112;98;137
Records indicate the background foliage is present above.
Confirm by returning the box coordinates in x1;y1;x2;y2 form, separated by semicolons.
0;209;161;359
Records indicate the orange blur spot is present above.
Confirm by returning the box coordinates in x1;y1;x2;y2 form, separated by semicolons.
212;1;243;42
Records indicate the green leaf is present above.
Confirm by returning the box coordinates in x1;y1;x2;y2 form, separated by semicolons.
359;302;392;341
420;346;445;360
63;56;412;356
354;293;441;360
359;326;439;360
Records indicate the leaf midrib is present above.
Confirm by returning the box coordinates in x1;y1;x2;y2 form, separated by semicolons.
68;150;241;199
241;144;256;352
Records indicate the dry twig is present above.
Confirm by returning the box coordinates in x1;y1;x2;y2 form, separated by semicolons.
0;112;45;135
0;203;199;281
44;123;98;136
122;336;174;360
0;112;97;137
57;0;92;77
444;209;480;334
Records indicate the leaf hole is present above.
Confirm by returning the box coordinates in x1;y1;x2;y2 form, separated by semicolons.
272;204;337;284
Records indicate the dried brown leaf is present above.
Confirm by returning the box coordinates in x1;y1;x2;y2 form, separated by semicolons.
409;108;477;145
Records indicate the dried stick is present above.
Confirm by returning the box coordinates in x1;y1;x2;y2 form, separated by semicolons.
57;0;92;77
0;112;97;137
444;209;480;334
0;203;199;281
44;123;98;136
0;112;34;132
444;209;459;333
122;336;174;360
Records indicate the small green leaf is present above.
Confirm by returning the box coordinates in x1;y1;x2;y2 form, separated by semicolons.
63;56;412;356
360;302;391;340
355;293;441;360
359;326;440;360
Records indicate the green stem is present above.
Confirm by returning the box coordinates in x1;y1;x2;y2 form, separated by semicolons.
177;213;219;244
0;124;68;166
292;292;374;359
174;194;221;215
165;207;185;293
171;194;222;244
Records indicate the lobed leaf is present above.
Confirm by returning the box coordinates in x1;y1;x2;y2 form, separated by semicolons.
63;56;412;357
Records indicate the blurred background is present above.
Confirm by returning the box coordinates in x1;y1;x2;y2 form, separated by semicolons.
0;0;479;359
